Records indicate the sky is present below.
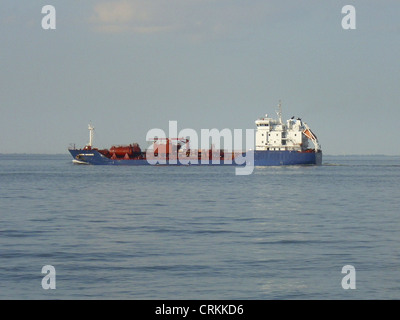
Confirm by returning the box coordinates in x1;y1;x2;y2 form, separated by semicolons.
1;0;399;155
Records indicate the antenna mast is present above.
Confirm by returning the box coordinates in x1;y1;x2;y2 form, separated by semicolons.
87;124;94;147
276;100;283;124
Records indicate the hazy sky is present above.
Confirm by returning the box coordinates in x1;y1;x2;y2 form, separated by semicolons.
1;1;399;155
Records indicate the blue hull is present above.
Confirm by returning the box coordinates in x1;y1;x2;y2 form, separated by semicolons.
254;150;322;166
69;149;322;166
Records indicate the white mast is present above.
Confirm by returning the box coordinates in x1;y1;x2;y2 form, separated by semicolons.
87;124;94;147
276;100;283;124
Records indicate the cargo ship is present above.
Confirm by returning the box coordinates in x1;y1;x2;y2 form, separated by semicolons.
68;103;322;166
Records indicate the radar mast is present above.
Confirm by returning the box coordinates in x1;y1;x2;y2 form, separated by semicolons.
87;124;94;148
276;100;283;124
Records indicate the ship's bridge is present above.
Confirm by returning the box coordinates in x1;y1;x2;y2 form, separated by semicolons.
254;111;311;152
255;114;281;130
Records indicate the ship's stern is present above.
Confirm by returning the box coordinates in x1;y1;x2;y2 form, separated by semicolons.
315;150;323;165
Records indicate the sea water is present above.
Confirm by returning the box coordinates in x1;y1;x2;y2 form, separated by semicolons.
0;154;399;299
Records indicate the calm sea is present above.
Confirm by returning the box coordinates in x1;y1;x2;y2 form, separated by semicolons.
0;154;399;300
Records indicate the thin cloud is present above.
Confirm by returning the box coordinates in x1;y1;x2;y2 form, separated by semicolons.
90;0;156;34
89;0;281;37
93;1;135;23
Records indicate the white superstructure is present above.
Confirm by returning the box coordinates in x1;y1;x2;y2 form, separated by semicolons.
255;102;321;152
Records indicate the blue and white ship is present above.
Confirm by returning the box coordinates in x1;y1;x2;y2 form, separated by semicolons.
253;103;322;166
68;103;322;166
